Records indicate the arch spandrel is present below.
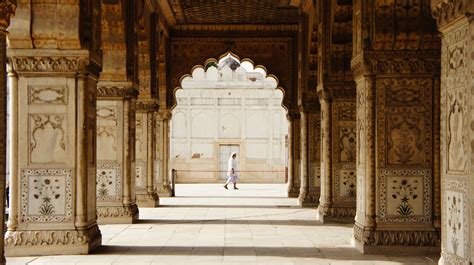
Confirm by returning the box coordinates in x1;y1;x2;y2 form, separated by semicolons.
168;37;295;109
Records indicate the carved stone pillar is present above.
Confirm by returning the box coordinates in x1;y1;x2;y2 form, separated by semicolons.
350;0;441;254
155;109;172;197
318;96;334;220
95;83;139;224
0;1;15;262
287;110;301;198
298;110;309;206
6;50;102;255
351;52;440;254
5;1;102;256
299;93;321;207
135;100;159;207
431;1;474;264
317;89;357;222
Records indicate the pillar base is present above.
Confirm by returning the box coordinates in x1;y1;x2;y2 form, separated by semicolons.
5;224;101;256
317;204;355;223
352;223;440;255
136;192;160;207
157;184;172;197
298;192;320;207
287;186;300;198
97;204;139;224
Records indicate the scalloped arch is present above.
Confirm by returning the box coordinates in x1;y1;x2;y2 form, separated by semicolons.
172;52;288;111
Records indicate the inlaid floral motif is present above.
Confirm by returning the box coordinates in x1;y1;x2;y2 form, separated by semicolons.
341;170;356;198
21;169;72;223
96;162;122;201
32;178;61;216
391;179;419;216
447;194;462;256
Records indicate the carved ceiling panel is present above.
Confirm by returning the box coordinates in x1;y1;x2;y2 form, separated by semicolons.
168;0;299;24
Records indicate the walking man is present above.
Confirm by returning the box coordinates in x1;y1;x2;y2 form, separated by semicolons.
224;152;238;190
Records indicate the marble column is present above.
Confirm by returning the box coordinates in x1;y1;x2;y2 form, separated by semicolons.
298;110;309;206
0;2;15;262
318;96;334;220
350;1;441;254
287;110;301;198
317;91;357;222
298;100;321;207
135;100;160;207
431;2;473;264
95;82;139;224
5;1;103;257
6;48;102;255
155;109;172;197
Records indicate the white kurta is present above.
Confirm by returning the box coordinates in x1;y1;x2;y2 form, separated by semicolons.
227;157;238;182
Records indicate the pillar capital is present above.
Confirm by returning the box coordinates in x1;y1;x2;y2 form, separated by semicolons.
97;81;139;100
7;49;102;77
431;0;474;30
0;0;16;32
136;99;159;113
157;109;172;120
351;51;440;80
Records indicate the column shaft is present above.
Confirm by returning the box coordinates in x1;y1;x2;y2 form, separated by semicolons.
95;83;139;224
135;101;159;207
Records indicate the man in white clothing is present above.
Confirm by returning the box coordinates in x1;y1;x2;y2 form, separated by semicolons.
224;152;238;190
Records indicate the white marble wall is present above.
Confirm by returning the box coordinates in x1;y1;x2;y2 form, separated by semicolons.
170;64;288;183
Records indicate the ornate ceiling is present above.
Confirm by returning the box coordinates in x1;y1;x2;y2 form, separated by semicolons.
165;0;300;25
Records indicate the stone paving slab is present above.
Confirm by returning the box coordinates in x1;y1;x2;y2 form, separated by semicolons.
7;184;439;265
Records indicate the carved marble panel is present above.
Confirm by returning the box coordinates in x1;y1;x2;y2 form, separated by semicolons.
446;88;467;173
135;113;146;161
28;86;67;105
333;100;356;205
379;169;431;223
20;169;73;223
339;126;356;162
446;190;465;258
386;114;424;166
386;176;423;217
338;103;356;121
385;79;430;106
444;180;468;260
96;162;122;201
29;114;66;164
97;102;121;161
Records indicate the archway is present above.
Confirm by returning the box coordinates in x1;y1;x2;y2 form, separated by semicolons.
169;52;293;192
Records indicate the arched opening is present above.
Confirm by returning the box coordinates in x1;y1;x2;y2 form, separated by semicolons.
170;52;289;190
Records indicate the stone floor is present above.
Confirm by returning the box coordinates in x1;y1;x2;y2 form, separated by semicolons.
7;184;439;265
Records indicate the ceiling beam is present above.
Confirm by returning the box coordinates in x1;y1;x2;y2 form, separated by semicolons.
157;0;176;27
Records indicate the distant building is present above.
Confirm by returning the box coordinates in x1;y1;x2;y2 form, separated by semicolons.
170;55;288;183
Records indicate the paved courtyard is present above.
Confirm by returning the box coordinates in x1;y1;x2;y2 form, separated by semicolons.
8;184;439;265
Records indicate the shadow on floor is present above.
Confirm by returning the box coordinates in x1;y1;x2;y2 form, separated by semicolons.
174;196;287;199
137;218;353;226
92;245;439;262
158;204;302;209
